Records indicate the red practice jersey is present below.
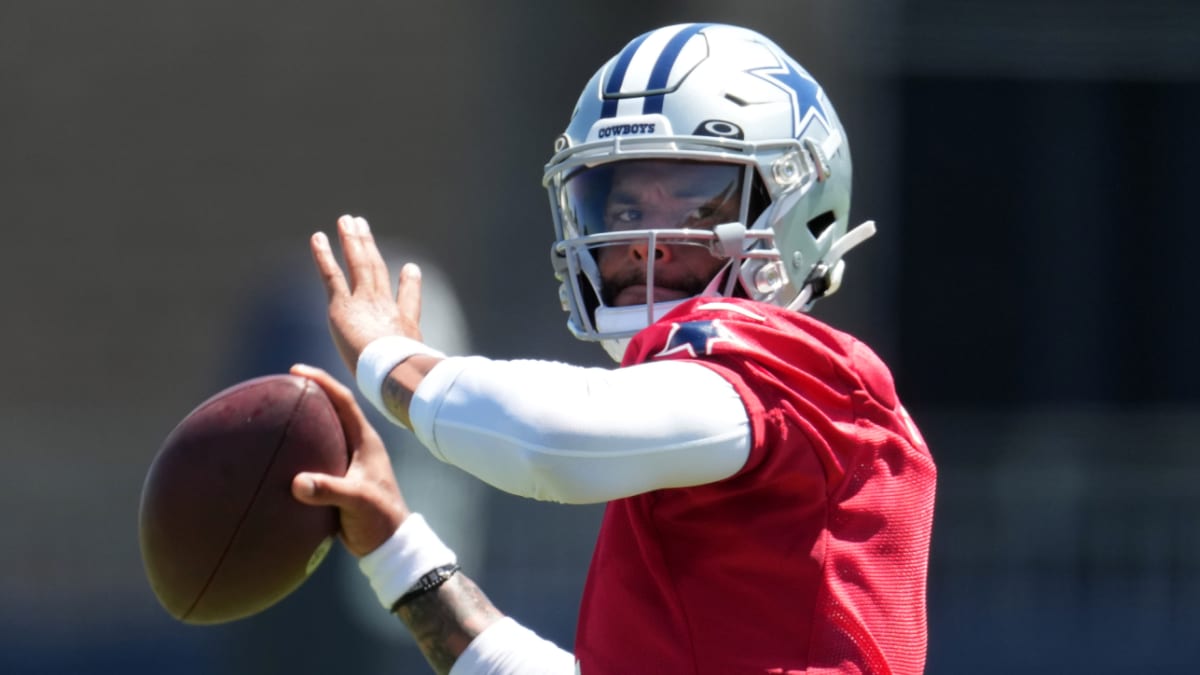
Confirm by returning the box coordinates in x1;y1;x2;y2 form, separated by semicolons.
573;297;937;675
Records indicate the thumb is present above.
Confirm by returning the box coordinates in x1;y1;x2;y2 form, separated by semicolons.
292;472;354;508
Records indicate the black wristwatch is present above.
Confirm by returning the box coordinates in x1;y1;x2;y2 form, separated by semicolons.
391;563;461;613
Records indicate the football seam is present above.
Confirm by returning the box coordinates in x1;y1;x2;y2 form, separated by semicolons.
180;378;313;621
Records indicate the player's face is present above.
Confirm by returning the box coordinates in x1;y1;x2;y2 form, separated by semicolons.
595;161;742;307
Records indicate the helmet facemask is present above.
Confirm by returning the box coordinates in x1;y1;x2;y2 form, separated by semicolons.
549;156;779;358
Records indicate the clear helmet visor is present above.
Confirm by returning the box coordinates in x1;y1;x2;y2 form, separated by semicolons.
559;159;749;308
562;159;745;238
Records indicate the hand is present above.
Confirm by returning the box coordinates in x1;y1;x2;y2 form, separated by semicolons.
311;214;426;376
289;363;409;557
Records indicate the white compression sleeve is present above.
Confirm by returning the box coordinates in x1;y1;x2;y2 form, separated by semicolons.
408;357;751;504
448;617;576;675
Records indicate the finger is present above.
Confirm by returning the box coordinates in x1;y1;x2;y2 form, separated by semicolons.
396;262;423;330
292;471;358;508
310;230;349;300
291;363;371;449
354;217;392;292
339;216;390;294
294;471;408;557
336;215;371;292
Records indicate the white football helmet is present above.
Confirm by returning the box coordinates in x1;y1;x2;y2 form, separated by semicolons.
543;23;875;361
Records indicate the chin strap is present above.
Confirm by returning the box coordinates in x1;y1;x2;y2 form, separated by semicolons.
594;297;692;336
787;220;877;312
830;219;877;263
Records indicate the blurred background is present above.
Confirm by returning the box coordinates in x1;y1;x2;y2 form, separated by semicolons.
2;0;1198;672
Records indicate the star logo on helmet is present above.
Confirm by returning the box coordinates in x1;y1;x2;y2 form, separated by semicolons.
654;320;738;359
748;54;829;140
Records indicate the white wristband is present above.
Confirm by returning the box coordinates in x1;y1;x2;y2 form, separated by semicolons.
358;513;458;611
356;335;446;426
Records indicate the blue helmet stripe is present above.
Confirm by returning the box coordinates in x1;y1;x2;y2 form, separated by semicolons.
601;31;652;118
642;23;711;115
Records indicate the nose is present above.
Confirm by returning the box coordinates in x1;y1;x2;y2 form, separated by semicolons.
629;237;673;263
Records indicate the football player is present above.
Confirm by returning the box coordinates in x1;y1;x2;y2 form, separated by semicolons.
293;23;937;675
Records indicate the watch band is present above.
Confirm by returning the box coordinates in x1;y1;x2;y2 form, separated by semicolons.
390;563;462;613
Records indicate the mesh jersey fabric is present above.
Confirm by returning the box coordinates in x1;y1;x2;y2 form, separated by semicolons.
572;298;936;675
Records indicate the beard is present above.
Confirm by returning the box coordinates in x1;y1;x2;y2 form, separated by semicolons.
599;266;716;307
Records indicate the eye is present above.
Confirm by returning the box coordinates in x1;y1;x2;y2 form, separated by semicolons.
610;208;642;224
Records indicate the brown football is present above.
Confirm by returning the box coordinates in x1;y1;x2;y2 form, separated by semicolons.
139;374;347;624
